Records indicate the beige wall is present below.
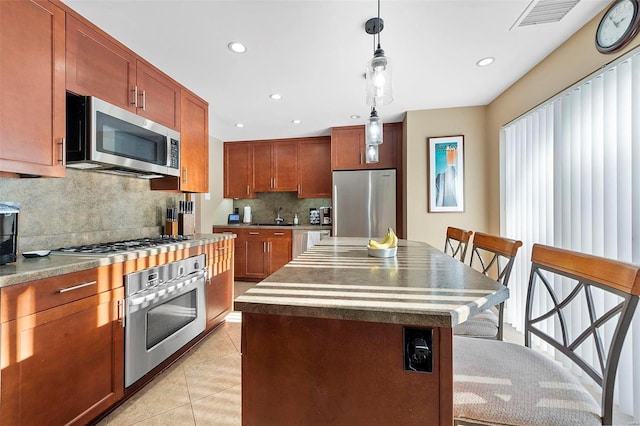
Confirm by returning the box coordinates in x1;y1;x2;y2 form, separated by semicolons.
486;7;640;235
197;136;233;233
404;106;488;248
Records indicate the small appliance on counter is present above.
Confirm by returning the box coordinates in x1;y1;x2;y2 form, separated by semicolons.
243;206;252;224
0;202;19;265
309;208;320;225
320;206;332;225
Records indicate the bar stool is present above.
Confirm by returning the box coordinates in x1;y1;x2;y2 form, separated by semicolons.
443;226;473;263
453;232;522;340
454;244;640;426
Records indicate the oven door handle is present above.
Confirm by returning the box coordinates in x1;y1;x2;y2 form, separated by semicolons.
127;269;207;307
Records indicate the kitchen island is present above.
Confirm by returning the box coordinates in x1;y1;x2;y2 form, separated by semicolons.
234;237;508;426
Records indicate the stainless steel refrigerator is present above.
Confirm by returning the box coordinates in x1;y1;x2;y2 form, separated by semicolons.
332;169;396;238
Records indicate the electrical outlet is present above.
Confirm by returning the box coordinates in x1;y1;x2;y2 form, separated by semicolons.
404;328;433;373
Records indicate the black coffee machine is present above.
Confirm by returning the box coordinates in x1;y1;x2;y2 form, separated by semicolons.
0;202;19;265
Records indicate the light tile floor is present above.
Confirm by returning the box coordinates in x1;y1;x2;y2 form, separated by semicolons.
100;281;637;425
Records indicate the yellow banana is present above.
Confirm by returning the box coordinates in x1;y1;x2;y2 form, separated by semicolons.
368;228;397;249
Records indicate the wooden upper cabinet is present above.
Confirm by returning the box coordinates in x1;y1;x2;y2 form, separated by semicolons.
0;0;66;177
331;126;364;170
331;123;401;170
252;141;298;192
66;14;136;113
152;89;208;192
224;142;254;198
66;15;180;131
297;137;332;198
136;61;181;131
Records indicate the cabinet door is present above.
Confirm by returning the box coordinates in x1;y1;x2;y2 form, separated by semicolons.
298;137;332;198
268;233;292;274
331;126;365;170
244;235;269;279
136;61;181;131
206;240;234;328
252;142;273;192
0;288;124;425
66;15;137;113
273;141;298;191
0;0;66;177
151;89;209;193
377;123;400;169
224;143;254;198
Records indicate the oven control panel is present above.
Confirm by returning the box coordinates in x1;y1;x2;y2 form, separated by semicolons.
125;253;206;296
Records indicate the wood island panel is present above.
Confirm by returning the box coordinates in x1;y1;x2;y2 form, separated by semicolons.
242;312;453;426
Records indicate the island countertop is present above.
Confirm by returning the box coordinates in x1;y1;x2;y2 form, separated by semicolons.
234;237;508;328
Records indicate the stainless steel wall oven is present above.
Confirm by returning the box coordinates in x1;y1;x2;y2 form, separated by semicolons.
124;254;207;387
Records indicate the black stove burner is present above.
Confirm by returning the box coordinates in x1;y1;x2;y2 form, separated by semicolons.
54;236;192;256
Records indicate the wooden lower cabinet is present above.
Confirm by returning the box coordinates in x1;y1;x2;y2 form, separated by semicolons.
0;268;124;425
205;239;234;329
213;228;292;280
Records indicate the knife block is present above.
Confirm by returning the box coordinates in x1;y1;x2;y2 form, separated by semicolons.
165;220;178;236
179;213;196;236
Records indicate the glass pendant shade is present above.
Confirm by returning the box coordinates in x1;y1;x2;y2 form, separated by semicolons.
366;48;393;106
365;108;383;145
365;144;379;163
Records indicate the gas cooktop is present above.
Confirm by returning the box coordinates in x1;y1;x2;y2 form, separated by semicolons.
51;236;193;257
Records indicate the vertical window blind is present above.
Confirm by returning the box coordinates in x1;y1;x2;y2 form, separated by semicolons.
501;48;640;419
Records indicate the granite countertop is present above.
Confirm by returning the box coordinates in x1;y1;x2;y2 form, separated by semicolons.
234;237;508;328
213;224;332;231
0;233;235;288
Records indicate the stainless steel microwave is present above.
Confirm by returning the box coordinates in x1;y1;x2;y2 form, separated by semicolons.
66;93;180;178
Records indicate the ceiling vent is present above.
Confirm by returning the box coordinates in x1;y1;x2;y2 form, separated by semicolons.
512;0;580;28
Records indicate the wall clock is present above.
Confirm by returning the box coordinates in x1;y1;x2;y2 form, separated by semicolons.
596;0;640;53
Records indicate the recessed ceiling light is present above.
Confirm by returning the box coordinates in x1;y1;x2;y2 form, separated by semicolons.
291;119;301;124
269;94;282;101
350;115;360;119
476;57;495;67
235;123;244;128
228;42;247;54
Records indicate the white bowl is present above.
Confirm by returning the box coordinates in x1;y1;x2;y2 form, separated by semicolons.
367;246;397;258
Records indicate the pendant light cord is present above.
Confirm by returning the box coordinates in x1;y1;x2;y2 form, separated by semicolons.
377;0;381;49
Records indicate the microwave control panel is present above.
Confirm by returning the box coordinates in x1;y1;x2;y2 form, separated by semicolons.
169;139;180;169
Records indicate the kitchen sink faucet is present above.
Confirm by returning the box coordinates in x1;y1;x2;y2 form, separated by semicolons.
275;207;284;224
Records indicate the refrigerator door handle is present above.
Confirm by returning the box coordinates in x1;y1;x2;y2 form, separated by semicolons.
332;183;338;235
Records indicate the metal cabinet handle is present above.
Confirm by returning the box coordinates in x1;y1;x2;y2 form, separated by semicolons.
140;89;146;111
269;241;272;251
273;178;277;188
249;232;260;235
183;167;188;184
263;242;267;252
360;152;363;164
246;185;250;195
117;300;125;327
273;232;284;236
58;138;65;165
131;86;138;107
59;280;97;293
298;184;301;194
217;246;229;251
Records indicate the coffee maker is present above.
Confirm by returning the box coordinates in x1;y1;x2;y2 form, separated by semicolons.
320;206;332;225
0;202;19;265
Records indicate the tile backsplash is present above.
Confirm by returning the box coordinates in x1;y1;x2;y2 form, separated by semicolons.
0;169;181;252
232;192;331;225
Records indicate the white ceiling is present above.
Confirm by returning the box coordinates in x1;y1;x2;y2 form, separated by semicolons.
62;0;610;142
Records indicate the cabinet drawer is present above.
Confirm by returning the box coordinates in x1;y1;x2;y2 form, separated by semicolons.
1;266;118;322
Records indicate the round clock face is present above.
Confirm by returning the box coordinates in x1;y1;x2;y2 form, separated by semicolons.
596;0;640;53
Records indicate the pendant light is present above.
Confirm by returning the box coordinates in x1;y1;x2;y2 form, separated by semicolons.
365;0;392;107
365;107;382;163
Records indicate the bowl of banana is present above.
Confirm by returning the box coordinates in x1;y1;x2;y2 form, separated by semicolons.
367;228;398;257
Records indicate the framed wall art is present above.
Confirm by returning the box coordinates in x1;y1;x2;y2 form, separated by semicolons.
427;135;464;212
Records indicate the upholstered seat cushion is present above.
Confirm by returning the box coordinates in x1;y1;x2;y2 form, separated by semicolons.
454;336;601;426
454;307;499;338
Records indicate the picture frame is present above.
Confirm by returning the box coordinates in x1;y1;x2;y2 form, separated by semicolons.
427;135;464;212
